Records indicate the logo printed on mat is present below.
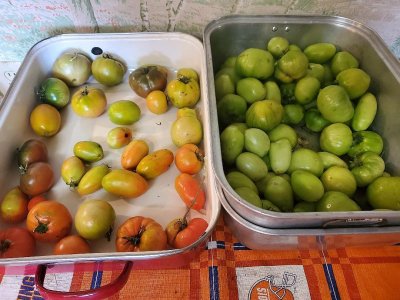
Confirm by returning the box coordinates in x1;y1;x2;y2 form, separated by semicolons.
236;266;311;300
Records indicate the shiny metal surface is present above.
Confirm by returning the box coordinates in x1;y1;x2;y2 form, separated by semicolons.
204;15;400;229
217;185;400;250
0;32;220;266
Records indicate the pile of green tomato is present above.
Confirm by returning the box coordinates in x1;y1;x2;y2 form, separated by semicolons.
215;36;400;213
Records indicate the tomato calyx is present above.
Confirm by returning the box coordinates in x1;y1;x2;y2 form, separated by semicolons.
0;239;11;253
33;215;49;234
105;226;113;242
80;85;89;96
122;226;145;246
178;76;191;85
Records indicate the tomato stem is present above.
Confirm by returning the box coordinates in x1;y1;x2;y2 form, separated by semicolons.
81;85;89;96
178;76;191;84
105;226;113;242
123;226;145;246
34;215;49;234
0;239;11;252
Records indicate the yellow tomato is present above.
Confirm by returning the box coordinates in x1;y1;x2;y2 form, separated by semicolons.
29;104;61;137
145;90;168;114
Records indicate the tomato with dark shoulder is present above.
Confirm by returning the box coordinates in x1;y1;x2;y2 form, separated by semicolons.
17;139;48;173
20;162;54;197
26;200;72;243
0;227;36;258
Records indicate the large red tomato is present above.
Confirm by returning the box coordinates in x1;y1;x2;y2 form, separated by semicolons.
0;227;36;258
115;216;167;252
26;200;72;243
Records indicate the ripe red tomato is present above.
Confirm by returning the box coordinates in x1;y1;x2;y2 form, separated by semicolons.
0;227;36;258
166;217;208;249
175;144;204;175
115;216;167;252
20;162;54;197
26;200;72;243
0;186;29;223
53;235;91;255
175;173;206;211
28;195;48;211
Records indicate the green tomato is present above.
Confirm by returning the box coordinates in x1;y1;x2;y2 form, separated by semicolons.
220;125;244;166
304;108;331;133
288;148;324;177
367;176;400;210
303;43;336;64
235;48;275;80
215;67;241;84
108;100;141;125
321;166;357;197
351;92;377;131
306;63;325;82
291;170;324;202
264;81;282;103
282;104;304;125
214;73;235;100
236;78;266;104
318;151;348;169
255;172;275;194
330;51;359;76
267;36;289;58
244;128;271;157
316;85;354;123
320;123;353;156
347;130;383;158
269;138;292;174
336;68;371;100
268;124;298;148
92;54;126;87
294;76;321;105
246;100;284;132
38;77;70;109
73;141;104;163
350;151;385;187
226;171;258;194
166;77;200;108
322;64;335;87
293;201;316;212
316;191;361;212
274;67;294;83
261;199;281;212
76;165;110;196
221;56;237;68
263;175;294;212
236;152;268;182
288;44;302;52
217;94;247;129
277;50;309;80
235;186;262;208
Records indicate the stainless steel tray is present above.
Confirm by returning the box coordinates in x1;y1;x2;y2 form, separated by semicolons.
204;15;400;229
217;184;400;250
0;32;220;265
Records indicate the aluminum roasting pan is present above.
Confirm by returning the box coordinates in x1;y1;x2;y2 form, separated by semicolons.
0;32;220;266
204;15;400;229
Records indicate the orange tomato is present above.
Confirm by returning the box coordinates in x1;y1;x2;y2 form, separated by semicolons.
28;195;48;211
26;200;72;243
174;173;206;211
53;235;91;255
115;216;167;252
166;217;208;249
121;139;149;170
136;149;174;180
175;144;204;175
29;104;61;137
145;90;168;114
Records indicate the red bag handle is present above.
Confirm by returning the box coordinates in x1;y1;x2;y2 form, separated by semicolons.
34;261;133;299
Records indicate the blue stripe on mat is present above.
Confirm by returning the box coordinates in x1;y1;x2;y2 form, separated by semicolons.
90;270;103;289
233;243;249;250
323;263;340;300
209;266;220;300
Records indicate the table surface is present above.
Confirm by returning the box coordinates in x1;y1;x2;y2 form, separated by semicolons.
1;215;400;300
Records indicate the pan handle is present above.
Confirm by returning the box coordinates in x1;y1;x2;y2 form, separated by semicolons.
34;261;133;299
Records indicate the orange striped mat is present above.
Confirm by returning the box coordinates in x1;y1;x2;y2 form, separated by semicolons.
1;216;400;300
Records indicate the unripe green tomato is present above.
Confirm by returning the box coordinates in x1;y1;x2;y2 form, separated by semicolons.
226;171;258;194
269;138;292;174
268;124;298;148
303;43;336;64
306;63;325;82
108;100;141;125
220;125;244;166
330;51;359;76
282;104;304;125
317;85;354;123
288;148;324;177
336;68;371;100
291;170;324;202
267;36;289;58
294;76;321;105
351;92;377;131
316;191;361;212
321;166;357;197
235;186;262;208
73;141;104;163
235;152;268;182
236;78;266;104
263;175;293;212
244;128;271;158
235;48;275;80
320;123;353;156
